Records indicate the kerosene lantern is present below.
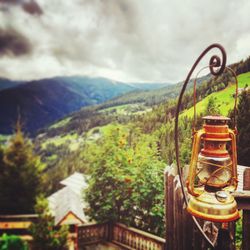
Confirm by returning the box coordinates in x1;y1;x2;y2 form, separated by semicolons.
174;44;240;247
174;44;240;228
186;115;239;222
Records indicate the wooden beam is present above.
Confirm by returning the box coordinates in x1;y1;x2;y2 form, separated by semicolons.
242;168;250;250
214;228;232;250
233;191;250;210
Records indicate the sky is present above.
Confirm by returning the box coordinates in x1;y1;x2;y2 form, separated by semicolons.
0;0;250;83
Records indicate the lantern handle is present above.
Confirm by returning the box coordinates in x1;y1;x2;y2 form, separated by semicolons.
228;129;238;189
192;66;238;131
226;67;238;129
175;43;227;248
186;129;205;197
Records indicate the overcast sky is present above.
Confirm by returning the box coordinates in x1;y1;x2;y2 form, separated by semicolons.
0;0;250;83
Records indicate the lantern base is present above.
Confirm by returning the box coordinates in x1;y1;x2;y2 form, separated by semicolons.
187;190;240;222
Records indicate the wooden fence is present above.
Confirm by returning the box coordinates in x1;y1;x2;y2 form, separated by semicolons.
165;164;250;250
112;223;165;250
77;222;166;250
0;214;37;240
77;222;110;248
234;167;250;250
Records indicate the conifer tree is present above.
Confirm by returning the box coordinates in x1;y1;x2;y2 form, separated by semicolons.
237;90;250;166
206;96;220;115
0;121;41;214
29;196;68;250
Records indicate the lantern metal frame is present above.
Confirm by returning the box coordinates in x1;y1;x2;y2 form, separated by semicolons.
174;43;238;247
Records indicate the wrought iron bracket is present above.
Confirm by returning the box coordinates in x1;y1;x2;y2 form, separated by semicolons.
174;43;228;248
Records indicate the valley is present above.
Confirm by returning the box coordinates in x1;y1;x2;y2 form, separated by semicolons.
0;56;250;245
30;69;250;195
0;76;169;134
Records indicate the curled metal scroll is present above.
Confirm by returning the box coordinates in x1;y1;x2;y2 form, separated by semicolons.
174;43;227;248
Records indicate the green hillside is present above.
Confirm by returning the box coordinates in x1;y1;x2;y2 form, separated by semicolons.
97;74;211;108
182;72;250;118
33;71;250;188
36;71;250;170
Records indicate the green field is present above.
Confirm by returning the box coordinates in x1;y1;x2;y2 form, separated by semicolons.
0;134;10;145
182;72;250;118
85;123;122;141
49;117;71;129
99;103;151;115
41;132;79;150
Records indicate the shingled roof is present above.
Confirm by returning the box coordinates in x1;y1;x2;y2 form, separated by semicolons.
237;165;248;191
48;172;88;226
60;172;88;195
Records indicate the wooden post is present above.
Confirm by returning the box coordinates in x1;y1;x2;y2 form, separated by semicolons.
165;165;204;250
165;165;176;250
107;222;113;242
214;228;232;250
242;168;250;250
75;225;79;250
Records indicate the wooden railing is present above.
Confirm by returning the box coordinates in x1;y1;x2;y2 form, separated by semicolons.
0;214;37;234
0;215;165;249
77;222;165;250
233;167;250;250
112;223;165;250
0;214;38;241
77;222;109;247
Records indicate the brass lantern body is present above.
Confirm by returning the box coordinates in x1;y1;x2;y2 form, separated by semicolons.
186;116;239;222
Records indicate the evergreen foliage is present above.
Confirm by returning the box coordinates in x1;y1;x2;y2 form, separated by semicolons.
206;96;220;115
0;234;28;250
236;89;250;166
0;122;41;214
29;196;68;250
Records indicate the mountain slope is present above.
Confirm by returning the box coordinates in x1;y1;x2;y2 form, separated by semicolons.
182;72;250;118
96;74;211;109
0;76;139;134
0;81;86;134
34;73;213;139
0;78;22;91
33;76;137;105
0;75;173;134
33;70;250;183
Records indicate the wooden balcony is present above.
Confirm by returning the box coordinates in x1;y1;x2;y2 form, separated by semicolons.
77;222;109;247
77;222;166;250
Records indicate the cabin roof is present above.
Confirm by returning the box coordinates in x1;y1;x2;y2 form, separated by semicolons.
48;172;88;226
60;172;88;195
48;186;86;225
237;165;248;192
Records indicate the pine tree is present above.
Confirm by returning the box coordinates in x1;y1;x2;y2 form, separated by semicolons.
0;121;41;214
0;234;28;250
206;96;220;115
237;90;250;166
29;196;68;250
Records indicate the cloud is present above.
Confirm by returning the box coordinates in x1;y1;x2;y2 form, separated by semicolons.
22;1;43;15
0;0;43;15
0;0;250;82
0;28;32;57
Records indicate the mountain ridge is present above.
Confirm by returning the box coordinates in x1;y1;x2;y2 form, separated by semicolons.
0;76;171;134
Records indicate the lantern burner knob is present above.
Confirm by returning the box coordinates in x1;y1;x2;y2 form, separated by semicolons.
215;191;228;203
